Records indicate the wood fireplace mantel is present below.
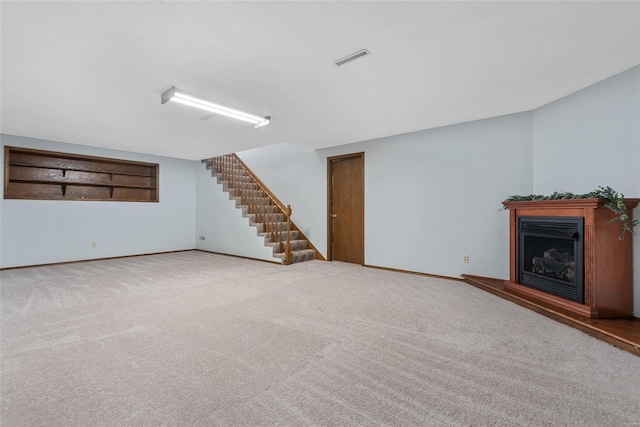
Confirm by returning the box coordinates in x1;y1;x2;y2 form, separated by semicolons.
504;198;639;318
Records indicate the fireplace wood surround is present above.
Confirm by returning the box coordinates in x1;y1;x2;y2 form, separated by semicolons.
504;198;639;318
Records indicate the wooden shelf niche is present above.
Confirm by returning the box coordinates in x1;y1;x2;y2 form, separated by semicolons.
4;146;158;202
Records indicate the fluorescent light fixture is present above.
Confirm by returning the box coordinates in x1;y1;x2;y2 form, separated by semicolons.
161;86;270;128
334;49;370;66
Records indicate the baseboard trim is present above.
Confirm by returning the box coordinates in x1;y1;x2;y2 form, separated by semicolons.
0;249;195;271
195;249;281;265
363;264;464;282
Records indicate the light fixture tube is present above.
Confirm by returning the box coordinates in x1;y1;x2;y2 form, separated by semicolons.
161;86;270;128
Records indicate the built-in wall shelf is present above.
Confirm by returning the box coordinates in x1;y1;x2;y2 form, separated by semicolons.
4;146;159;202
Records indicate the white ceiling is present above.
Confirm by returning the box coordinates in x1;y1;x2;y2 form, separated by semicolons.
1;1;639;160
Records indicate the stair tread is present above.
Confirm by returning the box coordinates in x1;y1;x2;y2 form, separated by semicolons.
267;239;306;244
273;249;316;257
274;248;315;254
257;226;293;232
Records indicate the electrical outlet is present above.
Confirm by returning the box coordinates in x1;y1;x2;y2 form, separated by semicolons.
91;242;96;248
199;236;206;241
463;255;469;263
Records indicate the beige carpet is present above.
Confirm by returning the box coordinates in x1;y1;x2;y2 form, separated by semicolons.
1;251;639;426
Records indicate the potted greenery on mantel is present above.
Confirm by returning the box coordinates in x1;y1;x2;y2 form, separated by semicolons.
501;186;639;240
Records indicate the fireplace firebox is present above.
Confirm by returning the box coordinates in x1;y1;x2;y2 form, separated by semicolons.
518;216;584;303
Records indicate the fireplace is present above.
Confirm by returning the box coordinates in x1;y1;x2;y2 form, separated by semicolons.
503;198;638;318
518;216;584;303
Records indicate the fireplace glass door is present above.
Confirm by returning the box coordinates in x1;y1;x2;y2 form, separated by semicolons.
518;216;584;303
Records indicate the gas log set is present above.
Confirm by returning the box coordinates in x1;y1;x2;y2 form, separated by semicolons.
531;248;575;282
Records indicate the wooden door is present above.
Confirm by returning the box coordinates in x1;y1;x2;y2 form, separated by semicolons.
328;153;364;264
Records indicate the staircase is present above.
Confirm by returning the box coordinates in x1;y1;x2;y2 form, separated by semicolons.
203;154;318;265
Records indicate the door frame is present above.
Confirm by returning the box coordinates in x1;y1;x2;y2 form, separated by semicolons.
327;152;365;262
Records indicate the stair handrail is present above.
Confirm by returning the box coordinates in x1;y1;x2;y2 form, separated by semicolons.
231;154;289;213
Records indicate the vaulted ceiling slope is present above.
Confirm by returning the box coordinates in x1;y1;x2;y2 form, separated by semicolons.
1;1;639;160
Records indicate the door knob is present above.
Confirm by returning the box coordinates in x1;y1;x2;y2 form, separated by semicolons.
331;213;337;218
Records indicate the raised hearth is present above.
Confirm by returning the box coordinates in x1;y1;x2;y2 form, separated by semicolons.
503;198;639;318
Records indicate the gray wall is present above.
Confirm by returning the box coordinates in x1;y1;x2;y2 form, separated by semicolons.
0;134;197;268
320;113;534;279
533;66;639;195
533;65;640;316
239;112;534;279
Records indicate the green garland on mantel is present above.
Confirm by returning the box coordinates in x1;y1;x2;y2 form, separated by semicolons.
501;186;638;240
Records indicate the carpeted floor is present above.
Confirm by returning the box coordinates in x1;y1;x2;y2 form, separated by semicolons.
1;251;639;426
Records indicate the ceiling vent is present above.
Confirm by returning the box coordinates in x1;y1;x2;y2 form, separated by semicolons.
334;49;371;66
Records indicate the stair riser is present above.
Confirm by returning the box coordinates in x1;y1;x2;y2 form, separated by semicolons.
217;176;253;186
273;249;316;264
261;231;300;242
228;189;267;199
254;223;291;233
242;202;278;210
290;250;317;264
241;206;279;216
215;171;252;179
230;195;274;206
221;181;258;191
209;165;242;172
291;249;316;264
269;240;308;252
223;184;265;196
212;168;250;177
219;174;252;183
247;213;286;223
266;241;297;250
